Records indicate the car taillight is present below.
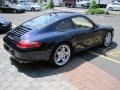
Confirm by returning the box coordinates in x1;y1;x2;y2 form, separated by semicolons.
17;40;42;49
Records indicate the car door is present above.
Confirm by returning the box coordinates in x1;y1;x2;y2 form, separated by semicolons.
55;18;89;50
24;3;31;10
70;16;102;50
19;4;26;10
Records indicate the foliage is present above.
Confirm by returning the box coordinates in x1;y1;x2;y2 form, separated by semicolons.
87;8;105;14
87;0;105;14
89;0;97;9
45;0;54;9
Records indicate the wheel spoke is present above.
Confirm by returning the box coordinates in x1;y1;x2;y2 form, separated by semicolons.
61;46;65;52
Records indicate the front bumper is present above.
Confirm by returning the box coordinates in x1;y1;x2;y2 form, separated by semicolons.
4;43;52;63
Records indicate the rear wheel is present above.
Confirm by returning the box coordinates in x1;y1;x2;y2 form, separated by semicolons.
49;43;72;67
103;32;113;47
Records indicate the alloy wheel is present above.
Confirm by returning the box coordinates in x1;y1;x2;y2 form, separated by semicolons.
104;32;112;47
53;44;71;66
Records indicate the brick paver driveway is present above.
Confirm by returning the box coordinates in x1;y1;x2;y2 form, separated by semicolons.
0;10;120;90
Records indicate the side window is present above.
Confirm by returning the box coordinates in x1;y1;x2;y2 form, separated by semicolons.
71;16;93;30
56;19;73;31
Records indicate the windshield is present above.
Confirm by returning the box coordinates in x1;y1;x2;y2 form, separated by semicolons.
23;13;59;28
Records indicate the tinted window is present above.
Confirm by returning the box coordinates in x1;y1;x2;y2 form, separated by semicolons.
56;19;73;31
71;16;93;30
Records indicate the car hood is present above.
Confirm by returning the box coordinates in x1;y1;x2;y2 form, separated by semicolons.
0;16;11;25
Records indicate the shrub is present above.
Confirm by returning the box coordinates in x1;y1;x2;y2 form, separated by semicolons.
87;0;105;14
88;8;105;14
45;0;54;9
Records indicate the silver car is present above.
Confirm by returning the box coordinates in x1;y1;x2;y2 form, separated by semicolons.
106;2;120;11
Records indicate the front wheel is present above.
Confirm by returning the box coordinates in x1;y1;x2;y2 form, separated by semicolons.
109;7;113;11
81;4;85;8
31;8;35;11
49;43;71;67
103;32;113;47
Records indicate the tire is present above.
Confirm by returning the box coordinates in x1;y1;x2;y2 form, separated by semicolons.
81;4;85;8
31;8;35;11
109;7;113;11
103;32;113;47
49;43;72;67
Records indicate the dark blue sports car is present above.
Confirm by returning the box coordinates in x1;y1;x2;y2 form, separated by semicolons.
0;16;12;32
3;12;114;67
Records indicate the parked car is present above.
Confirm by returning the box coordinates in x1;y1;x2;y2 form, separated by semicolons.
76;0;90;8
0;7;25;13
106;3;120;11
12;3;41;11
3;12;114;67
0;16;12;32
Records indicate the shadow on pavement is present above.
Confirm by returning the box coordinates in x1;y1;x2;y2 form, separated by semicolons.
10;41;118;78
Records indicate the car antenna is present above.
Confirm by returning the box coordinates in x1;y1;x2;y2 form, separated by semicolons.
52;8;58;17
49;8;58;17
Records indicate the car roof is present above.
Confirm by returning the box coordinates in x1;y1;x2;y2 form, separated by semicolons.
45;11;83;20
22;12;85;29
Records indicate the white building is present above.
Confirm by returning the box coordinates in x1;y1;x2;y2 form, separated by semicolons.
53;0;63;6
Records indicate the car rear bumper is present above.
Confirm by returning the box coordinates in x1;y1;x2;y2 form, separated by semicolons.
4;43;52;63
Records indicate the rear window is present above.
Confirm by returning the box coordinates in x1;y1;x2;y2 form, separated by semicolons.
23;13;59;28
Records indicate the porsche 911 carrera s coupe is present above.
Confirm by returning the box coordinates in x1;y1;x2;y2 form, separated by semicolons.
3;12;114;67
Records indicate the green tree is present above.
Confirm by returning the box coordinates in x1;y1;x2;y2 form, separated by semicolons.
87;0;105;14
89;0;97;9
45;0;54;9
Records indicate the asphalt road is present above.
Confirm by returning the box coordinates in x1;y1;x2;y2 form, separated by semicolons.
0;11;120;80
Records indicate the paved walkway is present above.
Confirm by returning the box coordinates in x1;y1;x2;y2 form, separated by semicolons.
64;61;120;90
